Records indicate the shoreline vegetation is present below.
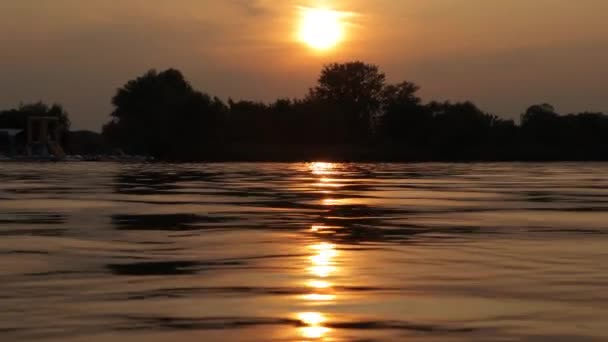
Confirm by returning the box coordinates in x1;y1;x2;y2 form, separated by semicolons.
2;61;607;162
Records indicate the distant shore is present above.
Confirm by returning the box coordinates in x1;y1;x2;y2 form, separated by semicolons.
3;63;607;163
4;144;606;163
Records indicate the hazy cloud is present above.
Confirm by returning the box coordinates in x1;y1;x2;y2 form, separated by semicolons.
228;0;274;16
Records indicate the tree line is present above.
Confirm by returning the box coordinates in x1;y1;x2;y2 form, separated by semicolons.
2;61;607;160
0;102;70;130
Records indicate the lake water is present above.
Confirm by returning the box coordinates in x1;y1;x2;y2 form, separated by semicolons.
0;162;607;341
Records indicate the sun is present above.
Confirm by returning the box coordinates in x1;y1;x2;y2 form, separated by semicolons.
299;7;345;51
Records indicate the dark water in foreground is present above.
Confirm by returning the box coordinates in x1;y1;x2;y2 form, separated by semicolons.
0;162;607;342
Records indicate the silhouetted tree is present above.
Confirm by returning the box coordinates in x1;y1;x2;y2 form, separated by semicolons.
563;112;608;147
379;81;431;144
489;117;518;147
0;102;70;130
307;61;386;143
227;99;272;143
103;69;227;160
98;62;608;161
521;103;565;146
428;101;494;153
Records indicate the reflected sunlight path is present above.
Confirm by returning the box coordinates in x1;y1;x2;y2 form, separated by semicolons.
296;162;343;340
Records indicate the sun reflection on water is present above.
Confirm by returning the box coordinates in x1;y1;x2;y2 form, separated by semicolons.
298;312;326;325
302;293;337;302
301;325;332;339
308;242;338;278
314;177;343;189
309;265;335;278
311;225;342;235
311;225;324;232
302;326;332;339
295;162;344;340
308;280;331;289
310;162;336;175
297;240;339;339
311;243;337;262
297;312;331;339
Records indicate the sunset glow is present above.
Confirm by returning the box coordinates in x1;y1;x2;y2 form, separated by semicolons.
298;7;345;50
1;0;607;341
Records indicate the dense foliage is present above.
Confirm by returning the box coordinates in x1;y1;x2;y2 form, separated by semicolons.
104;62;606;160
7;62;604;161
0;102;70;131
102;69;226;160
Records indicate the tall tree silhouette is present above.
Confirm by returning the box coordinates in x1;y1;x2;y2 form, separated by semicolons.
521;104;562;145
103;69;226;160
308;62;386;143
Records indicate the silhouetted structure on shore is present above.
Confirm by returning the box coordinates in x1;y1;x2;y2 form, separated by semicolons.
0;103;68;158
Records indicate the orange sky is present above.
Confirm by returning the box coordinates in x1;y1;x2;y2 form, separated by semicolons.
1;0;607;130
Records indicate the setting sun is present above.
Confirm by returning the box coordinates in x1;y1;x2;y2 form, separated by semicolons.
299;7;345;51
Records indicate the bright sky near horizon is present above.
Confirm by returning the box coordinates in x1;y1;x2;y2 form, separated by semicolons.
0;0;607;131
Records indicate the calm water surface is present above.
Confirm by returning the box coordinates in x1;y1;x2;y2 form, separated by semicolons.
0;162;607;341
